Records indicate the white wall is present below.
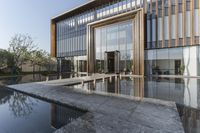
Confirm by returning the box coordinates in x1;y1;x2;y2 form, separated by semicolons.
183;46;197;76
145;46;199;76
184;78;198;108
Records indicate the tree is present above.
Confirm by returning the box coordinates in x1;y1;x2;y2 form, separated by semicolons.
29;49;45;73
8;34;37;73
42;53;57;74
29;49;56;74
0;49;14;71
0;49;9;69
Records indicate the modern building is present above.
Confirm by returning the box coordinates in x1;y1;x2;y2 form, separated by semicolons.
51;0;200;77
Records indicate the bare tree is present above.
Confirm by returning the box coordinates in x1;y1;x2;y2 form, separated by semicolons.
0;49;14;73
29;49;45;73
8;34;37;73
0;49;9;69
42;53;57;74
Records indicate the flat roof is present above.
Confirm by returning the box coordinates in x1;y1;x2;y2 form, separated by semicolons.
51;0;115;22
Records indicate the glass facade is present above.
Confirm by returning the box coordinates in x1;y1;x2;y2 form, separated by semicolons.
56;0;144;58
56;18;87;57
145;0;200;49
59;56;87;73
95;20;133;73
55;0;143;73
53;0;200;76
145;46;200;76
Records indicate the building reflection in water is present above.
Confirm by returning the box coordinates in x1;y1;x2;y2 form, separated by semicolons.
77;76;144;98
69;76;200;133
144;77;200;109
177;104;200;133
144;77;200;133
51;104;86;129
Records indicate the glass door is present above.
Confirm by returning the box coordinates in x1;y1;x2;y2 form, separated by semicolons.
114;51;120;74
104;52;108;73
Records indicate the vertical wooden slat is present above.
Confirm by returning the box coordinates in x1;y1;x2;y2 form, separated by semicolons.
199;0;200;43
168;0;171;47
141;9;144;75
199;0;200;44
191;0;194;45
132;18;135;74
135;14;138;74
162;0;164;48
140;9;144;75
87;24;90;73
175;0;179;47
156;0;158;48
51;20;56;57
183;0;186;46
135;13;139;75
150;0;153;48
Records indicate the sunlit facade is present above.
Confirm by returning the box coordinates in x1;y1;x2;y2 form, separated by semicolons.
51;0;200;76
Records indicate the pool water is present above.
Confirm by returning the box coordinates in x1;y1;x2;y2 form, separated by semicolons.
69;76;200;133
0;86;86;133
0;73;86;85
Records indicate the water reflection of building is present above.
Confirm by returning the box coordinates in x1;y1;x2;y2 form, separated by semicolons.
84;77;144;98
177;105;200;133
51;104;85;129
144;77;200;109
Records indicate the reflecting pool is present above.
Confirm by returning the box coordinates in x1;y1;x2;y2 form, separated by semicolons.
0;86;86;133
0;73;83;85
69;76;200;133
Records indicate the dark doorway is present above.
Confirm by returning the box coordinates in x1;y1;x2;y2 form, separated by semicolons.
104;51;120;73
107;52;115;73
175;60;181;75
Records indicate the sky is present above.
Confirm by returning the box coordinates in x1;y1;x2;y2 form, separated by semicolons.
0;0;89;52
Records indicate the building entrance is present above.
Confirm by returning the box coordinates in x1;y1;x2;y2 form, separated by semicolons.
87;9;144;75
104;51;120;74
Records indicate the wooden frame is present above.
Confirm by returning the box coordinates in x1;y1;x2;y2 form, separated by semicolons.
183;0;186;46
87;9;144;75
50;0;199;61
168;0;172;47
51;20;56;57
191;0;194;45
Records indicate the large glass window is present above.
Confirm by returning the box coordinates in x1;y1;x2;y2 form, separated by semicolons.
56;0;143;58
94;20;133;73
145;46;200;76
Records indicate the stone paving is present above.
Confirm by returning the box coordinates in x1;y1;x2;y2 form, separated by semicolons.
7;77;184;133
39;74;116;86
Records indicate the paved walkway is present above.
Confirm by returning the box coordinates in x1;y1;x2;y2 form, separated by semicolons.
40;74;116;86
7;77;184;133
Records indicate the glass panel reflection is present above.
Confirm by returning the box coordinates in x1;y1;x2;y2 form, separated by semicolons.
94;20;133;73
68;76;200;133
0;87;86;133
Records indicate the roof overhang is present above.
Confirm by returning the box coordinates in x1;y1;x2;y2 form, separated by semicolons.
51;0;116;22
